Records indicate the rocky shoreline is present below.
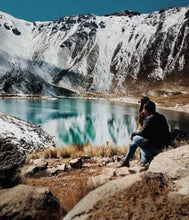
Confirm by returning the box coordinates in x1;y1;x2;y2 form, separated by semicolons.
1;93;189;113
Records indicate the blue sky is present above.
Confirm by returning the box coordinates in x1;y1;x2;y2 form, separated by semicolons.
0;0;189;21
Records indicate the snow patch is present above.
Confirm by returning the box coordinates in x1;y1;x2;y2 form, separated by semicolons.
0;111;54;153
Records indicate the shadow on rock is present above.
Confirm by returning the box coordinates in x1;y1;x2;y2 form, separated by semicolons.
0;137;26;188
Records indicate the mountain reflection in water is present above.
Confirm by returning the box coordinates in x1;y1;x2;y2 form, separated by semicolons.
0;98;188;148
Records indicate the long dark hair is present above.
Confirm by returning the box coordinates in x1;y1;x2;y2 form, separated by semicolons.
138;97;150;129
139;97;150;113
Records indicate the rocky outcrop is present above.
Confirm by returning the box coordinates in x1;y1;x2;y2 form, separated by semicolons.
21;158;68;177
105;10;141;17
70;158;83;169
0;111;54;153
47;164;67;176
69;172;189;220
64;173;142;220
64;145;189;219
0;184;66;219
0;137;26;188
87;167;146;188
21;158;48;177
148;145;189;178
0;139;67;219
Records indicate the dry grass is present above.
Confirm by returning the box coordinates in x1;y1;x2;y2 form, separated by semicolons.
27;144;128;160
63;175;96;211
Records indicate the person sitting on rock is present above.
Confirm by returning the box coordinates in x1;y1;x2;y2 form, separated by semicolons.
118;101;170;168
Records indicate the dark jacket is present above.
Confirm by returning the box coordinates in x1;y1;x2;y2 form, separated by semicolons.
132;112;170;149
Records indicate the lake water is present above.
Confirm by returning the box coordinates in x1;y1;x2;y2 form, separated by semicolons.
0;98;188;148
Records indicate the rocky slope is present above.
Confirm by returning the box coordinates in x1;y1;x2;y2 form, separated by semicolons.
64;145;189;219
0;7;189;97
0;111;54;152
1;142;189;219
0;136;65;219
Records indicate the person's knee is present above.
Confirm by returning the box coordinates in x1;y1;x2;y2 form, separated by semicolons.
133;135;143;141
132;135;144;145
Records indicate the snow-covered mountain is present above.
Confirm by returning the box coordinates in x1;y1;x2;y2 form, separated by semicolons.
0;7;189;97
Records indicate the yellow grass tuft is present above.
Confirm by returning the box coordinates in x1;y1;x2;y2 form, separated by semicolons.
82;144;127;157
27;144;128;160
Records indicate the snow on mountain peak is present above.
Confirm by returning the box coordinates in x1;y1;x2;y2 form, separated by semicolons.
0;6;189;97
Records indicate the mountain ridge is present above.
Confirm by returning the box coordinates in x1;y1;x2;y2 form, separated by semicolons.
0;6;189;97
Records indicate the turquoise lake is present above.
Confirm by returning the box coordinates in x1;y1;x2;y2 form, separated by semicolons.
0;98;188;147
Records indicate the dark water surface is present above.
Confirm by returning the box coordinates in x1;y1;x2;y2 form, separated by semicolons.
0;98;188;147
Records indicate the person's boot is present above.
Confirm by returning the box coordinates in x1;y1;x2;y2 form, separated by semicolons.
139;161;150;168
117;160;130;168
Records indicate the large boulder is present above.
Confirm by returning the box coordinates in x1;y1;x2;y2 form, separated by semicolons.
148;145;189;178
0;137;26;188
64;171;189;220
0;184;66;219
64;145;189;219
64;173;141;220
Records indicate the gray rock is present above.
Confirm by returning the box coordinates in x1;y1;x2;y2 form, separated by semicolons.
65;171;189;220
105;10;141;17
112;155;122;162
88;174;112;188
148;145;189;179
64;173;141;220
174;175;189;195
70;158;83;169
22;165;39;177
128;165;147;173
47;164;67;176
89;168;97;173
96;157;111;166
47;167;59;176
101;167;116;177
57;164;67;171
0;184;66;219
115;167;130;176
0;111;55;153
22;159;48;177
33;158;48;168
0;137;26;188
64;146;189;220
